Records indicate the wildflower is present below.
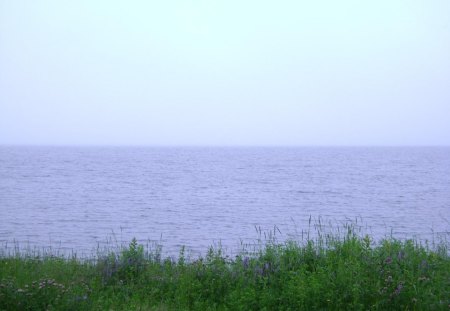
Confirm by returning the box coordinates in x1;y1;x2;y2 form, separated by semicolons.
17;288;25;293
255;266;264;276
384;257;392;264
393;283;404;296
243;257;250;269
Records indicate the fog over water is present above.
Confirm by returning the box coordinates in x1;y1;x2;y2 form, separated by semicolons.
1;1;450;146
1;147;449;256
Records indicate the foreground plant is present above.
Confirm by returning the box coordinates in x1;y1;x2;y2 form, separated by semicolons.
1;230;449;310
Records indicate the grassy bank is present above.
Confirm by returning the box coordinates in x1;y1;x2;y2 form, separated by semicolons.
1;229;449;310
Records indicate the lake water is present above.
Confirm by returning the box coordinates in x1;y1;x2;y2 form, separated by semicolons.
0;146;449;257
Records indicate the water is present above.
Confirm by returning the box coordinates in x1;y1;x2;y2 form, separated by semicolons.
1;146;449;256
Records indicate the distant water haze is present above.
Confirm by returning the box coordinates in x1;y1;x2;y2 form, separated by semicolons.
1;1;450;146
0;146;449;256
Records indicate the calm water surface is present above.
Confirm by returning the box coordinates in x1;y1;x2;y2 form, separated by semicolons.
1;147;449;256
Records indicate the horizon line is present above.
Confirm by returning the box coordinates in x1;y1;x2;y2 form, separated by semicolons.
1;143;450;148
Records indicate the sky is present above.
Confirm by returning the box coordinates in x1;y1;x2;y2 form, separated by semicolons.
0;0;449;146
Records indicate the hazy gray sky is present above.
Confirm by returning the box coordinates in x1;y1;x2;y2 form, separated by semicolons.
1;0;449;146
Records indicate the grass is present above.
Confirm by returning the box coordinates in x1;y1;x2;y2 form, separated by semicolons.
1;226;449;310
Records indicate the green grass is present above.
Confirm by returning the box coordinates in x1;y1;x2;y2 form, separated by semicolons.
1;228;449;310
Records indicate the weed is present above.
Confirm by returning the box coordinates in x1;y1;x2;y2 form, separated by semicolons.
1;228;449;310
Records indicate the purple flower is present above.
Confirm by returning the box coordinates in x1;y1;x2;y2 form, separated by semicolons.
394;283;404;296
254;266;264;276
243;257;250;269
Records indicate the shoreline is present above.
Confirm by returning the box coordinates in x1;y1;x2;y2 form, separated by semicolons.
1;230;449;310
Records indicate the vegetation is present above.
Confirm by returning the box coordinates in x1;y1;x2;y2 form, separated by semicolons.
1;228;449;310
